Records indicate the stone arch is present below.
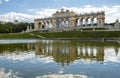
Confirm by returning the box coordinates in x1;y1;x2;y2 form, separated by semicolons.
87;17;91;26
38;22;42;29
84;17;90;26
75;18;80;26
80;18;84;26
42;21;46;29
91;16;97;26
93;17;97;25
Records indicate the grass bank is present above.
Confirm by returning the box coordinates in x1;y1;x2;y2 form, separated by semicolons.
32;30;120;38
0;33;39;39
0;30;120;39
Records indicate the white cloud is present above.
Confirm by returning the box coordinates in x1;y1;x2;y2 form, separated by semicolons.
104;48;120;63
36;74;88;78
0;12;37;22
0;51;35;61
5;0;9;2
0;5;120;23
28;9;36;12
35;8;57;18
31;5;120;23
84;5;92;8
0;0;10;4
0;0;2;4
0;68;20;78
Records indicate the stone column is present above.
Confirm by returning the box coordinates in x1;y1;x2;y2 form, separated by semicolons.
85;19;88;26
52;19;56;29
45;22;48;29
91;18;94;26
49;22;52;28
70;20;75;28
47;21;49;28
30;25;32;30
27;25;29;30
62;21;65;27
64;21;66;27
97;12;105;26
26;25;30;32
34;21;39;30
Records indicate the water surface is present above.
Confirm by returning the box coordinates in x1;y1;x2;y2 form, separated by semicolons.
0;40;120;78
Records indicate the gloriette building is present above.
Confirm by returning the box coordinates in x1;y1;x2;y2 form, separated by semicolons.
34;8;119;32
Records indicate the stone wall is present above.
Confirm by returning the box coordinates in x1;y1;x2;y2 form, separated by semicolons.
34;9;105;32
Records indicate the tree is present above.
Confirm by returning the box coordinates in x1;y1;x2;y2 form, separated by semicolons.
0;22;30;33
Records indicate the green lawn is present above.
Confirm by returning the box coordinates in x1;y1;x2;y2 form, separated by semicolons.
32;30;120;38
0;33;39;39
0;30;120;39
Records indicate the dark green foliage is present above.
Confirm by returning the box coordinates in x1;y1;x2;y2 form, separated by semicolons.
0;22;29;33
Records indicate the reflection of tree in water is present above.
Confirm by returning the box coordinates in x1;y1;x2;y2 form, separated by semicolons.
35;41;119;66
0;43;35;53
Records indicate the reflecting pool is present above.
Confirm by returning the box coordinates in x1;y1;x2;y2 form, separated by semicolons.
0;40;120;78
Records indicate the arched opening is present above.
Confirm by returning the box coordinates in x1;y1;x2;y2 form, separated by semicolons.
59;20;62;28
93;17;97;26
42;25;45;29
65;20;69;27
84;17;89;26
56;19;60;28
61;19;65;27
76;18;80;26
80;18;83;26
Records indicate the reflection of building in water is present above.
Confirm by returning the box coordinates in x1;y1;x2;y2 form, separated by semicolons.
34;41;105;66
114;46;119;56
96;47;104;63
0;41;119;66
27;43;35;50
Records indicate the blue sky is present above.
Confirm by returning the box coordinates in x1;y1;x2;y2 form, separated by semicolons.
0;0;120;14
0;0;120;22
